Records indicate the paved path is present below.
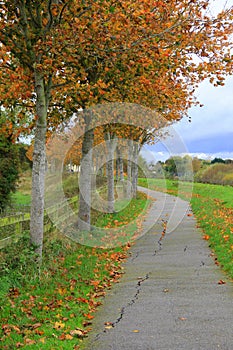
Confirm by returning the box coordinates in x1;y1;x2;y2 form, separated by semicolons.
82;188;233;350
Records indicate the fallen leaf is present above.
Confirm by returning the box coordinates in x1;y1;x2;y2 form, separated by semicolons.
16;342;24;348
30;322;42;330
83;320;92;327
179;317;187;321
39;337;46;344
203;235;210;240
105;325;113;330
84;313;94;320
24;338;36;345
132;329;139;333
70;328;88;338
54;321;65;330
218;280;226;285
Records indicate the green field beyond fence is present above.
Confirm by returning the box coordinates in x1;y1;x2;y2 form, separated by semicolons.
0;197;78;249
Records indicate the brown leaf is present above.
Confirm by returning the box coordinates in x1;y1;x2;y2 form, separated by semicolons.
218;279;226;285
179;317;187;321
24;338;36;345
16;342;24;348
70;328;88;338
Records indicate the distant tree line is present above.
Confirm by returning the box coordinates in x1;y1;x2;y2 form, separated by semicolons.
147;156;233;186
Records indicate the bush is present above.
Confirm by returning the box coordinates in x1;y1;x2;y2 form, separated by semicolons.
0;133;19;211
222;173;233;186
198;163;233;185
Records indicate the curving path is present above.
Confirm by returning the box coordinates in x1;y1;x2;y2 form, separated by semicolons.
82;187;233;350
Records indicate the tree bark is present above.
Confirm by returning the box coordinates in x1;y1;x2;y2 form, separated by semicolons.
78;112;94;231
132;142;139;198
118;147;124;182
30;71;47;259
116;146;124;182
127;139;133;198
105;132;117;213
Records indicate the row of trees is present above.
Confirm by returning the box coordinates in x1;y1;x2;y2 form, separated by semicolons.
1;1;233;259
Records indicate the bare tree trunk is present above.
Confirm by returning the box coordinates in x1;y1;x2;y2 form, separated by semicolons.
127;139;133;198
116;146;124;182
78;112;94;231
118;147;124;182
105;132;117;213
116;156;119;182
30;72;47;259
132;142;139;198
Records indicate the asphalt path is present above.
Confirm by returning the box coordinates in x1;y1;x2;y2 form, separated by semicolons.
82;187;233;350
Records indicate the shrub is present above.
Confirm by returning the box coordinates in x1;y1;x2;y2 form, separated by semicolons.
222;173;233;186
199;163;233;185
0;134;19;211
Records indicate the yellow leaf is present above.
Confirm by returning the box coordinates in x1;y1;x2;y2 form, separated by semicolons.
39;337;46;344
132;329;139;333
54;321;65;330
65;334;73;340
105;325;113;330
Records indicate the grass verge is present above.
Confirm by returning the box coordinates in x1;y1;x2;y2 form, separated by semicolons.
138;178;233;279
0;233;131;349
0;187;150;349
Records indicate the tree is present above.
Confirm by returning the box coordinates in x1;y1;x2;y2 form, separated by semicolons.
0;110;19;211
211;157;226;164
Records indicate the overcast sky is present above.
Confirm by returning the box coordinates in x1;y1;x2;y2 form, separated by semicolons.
173;75;233;159
143;73;233;163
142;0;233;163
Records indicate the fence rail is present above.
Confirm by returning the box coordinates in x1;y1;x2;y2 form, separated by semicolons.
0;196;78;249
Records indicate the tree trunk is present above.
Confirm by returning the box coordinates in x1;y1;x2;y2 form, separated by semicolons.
115;156;119;182
132;142;139;198
127;139;133;198
116;146;124;182
78;112;94;231
30;72;47;259
118;147;124;182
105;132;117;213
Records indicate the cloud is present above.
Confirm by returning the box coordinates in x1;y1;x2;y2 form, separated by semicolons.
172;75;233;153
140;148;233;163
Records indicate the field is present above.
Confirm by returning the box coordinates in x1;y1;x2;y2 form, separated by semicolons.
138;178;233;279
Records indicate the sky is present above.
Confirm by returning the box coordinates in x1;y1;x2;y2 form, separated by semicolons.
142;0;233;163
173;76;233;159
143;73;233;163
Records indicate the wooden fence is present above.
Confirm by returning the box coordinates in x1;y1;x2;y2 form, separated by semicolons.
0;196;78;249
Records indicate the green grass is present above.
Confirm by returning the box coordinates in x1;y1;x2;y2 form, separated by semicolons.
11;192;31;206
0;232;130;349
92;191;149;228
138;178;233;279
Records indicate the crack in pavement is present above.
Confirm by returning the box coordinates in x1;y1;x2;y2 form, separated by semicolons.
110;273;150;327
94;273;150;342
153;219;167;256
129;250;140;262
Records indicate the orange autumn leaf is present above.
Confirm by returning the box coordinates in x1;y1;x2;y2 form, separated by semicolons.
203;235;210;240
84;313;94;320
